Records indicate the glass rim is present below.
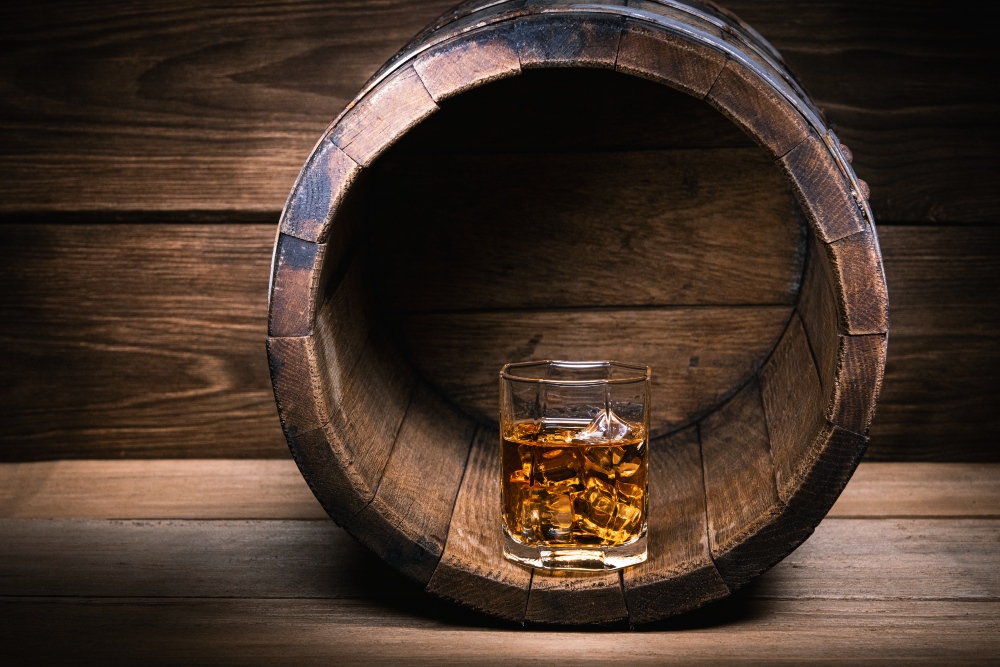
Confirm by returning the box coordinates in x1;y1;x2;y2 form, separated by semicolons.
500;360;651;385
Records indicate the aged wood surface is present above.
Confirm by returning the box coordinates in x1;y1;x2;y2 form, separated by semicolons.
395;306;792;435
1;223;996;461
1;518;994;602
1;460;994;520
345;383;475;585
622;426;729;622
2;598;997;665
426;427;532;621
370;148;805;311
0;1;994;221
0;460;997;662
0;223;287;459
699;380;811;590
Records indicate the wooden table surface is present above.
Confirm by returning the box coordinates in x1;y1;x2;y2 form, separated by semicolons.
1;461;998;665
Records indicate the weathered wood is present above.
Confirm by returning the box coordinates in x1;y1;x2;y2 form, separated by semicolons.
868;226;1000;460
390;67;754;153
2;517;995;603
280;331;417;525
622;426;730;622
0;460;325;520
515;14;623;69
0;223;288;460
829;462;1000;518
2;598;998;665
346;383;476;585
279;140;362;244
525;570;628;626
616;18;726;97
706;58;810;158
779;133;866;244
370;148;806;312
426;426;532;622
11;224;986;462
826;229;891;335
1;460;995;520
700;379;805;589
0;1;996;221
755;518;1000;601
329;66;439;167
394;306;792;434
267;234;325;337
414;24;521;102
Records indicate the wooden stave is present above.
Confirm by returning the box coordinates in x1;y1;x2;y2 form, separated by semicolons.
266;0;889;624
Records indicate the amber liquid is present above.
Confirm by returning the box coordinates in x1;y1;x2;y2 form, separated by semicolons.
501;417;647;548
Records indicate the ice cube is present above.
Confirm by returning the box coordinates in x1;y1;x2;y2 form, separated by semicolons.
582;446;615;479
577;475;617;538
534;447;582;487
521;487;575;543
576;408;636;443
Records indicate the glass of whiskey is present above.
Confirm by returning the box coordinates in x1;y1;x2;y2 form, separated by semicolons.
500;360;651;571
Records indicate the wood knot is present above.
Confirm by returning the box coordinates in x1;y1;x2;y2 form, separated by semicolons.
857;178;870;201
839;143;853;164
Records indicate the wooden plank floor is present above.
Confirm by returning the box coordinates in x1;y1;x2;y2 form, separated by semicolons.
1;462;998;665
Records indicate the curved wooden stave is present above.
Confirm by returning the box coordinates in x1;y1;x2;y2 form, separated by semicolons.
267;0;888;624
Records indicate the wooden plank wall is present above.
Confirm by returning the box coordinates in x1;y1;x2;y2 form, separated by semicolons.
1;0;997;461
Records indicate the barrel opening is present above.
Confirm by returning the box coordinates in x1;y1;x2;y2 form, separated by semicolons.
268;5;887;625
361;67;808;437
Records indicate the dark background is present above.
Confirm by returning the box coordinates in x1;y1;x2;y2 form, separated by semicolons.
1;0;997;461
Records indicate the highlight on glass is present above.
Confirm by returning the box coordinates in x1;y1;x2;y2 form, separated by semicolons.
499;360;651;571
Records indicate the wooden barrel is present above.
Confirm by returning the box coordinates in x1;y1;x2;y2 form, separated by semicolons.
266;0;889;625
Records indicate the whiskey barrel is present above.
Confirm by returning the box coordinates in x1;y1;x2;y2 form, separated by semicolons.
267;0;888;625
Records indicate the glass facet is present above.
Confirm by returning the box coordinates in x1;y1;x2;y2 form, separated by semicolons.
499;360;651;571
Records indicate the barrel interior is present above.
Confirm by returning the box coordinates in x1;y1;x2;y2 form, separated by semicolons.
357;68;808;436
276;35;873;622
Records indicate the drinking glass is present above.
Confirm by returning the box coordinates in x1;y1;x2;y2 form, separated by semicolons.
500;360;651;571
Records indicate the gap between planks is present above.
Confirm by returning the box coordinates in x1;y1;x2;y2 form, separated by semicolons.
0;460;996;520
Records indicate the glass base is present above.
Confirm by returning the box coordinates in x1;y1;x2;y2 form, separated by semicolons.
503;531;647;571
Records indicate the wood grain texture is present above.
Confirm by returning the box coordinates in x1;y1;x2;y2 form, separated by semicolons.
0;460;325;519
414;24;521;102
616;18;726;97
826;229;891;335
706;58;810;158
515;13;623;70
0;223;287;460
329;65;439;167
722;0;1000;224
394;306;792;435
0;0;457;213
700;379;810;589
286;331;417;525
1;223;992;461
779;132;866;243
345;383;475;585
622;426;730;623
267;234;325;337
760;314;870;521
426;426;532;622
279;140;361;244
758;314;825;494
1;0;996;221
525;568;628;626
370;148;806;312
828;462;1000;518
2;517;995;603
1;460;995;520
868;226;1000;460
2;598;998;665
